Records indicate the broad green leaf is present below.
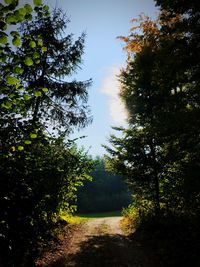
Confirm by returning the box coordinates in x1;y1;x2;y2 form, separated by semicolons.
29;40;36;48
16;84;24;90
25;140;32;145
1;103;8;109
24;94;31;101
1;100;12;109
24;4;33;14
18;7;26;16
14;66;24;74
42;87;48;92
17;146;24;151
24;56;33;66
34;91;42;97
41;46;47;52
186;104;192;110
12;36;21;47
30;133;37;139
13;10;24;22
33;0;42;7
6;76;20;85
5;14;16;24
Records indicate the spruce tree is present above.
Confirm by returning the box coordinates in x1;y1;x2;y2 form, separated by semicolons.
17;7;92;134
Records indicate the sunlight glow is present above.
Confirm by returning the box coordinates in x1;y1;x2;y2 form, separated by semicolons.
100;65;128;125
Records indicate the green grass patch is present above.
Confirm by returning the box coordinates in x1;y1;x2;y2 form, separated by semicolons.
77;210;122;219
59;210;122;224
60;214;87;224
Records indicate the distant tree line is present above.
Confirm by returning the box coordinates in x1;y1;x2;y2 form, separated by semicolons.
77;157;131;213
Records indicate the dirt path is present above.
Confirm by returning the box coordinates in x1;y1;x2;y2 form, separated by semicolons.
37;217;154;267
63;217;123;258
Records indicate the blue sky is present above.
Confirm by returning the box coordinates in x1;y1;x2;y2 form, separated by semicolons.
46;0;157;156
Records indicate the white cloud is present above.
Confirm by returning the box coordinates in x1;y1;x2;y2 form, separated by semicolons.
100;65;128;124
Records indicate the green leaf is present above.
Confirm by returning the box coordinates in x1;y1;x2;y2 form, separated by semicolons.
18;7;26;16
41;46;47;52
44;5;49;12
42;87;48;93
17;146;24;151
1;86;10;91
4;0;14;4
16;84;24;90
1;103;8;109
35;59;40;64
33;0;42;7
0;32;8;44
186;104;193;110
37;39;43;46
33;52;40;59
24;56;33;66
13;10;24;22
24;4;33;14
12;36;21;47
30;133;37;139
24;140;32;145
6;76;20;85
9;93;15;98
29;40;36;48
6;101;12;108
5;14;16;24
24;94;31;101
14;66;24;74
6;10;24;24
34;91;42;97
1;100;12;109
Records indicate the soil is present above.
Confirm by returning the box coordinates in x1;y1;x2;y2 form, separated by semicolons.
36;216;155;267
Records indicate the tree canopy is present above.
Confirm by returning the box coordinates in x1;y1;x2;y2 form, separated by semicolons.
105;0;200;218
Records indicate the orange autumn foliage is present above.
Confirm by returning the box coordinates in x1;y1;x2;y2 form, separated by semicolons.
118;12;183;55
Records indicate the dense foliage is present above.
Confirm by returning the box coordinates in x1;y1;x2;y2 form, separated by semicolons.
0;1;93;266
77;157;131;213
105;0;200;219
17;7;92;133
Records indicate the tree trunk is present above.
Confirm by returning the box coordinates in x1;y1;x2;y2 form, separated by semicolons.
149;139;160;216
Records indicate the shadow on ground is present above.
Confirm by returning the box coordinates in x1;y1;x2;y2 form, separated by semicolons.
47;233;150;267
44;223;200;267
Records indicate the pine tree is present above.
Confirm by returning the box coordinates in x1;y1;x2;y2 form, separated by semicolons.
17;7;92;134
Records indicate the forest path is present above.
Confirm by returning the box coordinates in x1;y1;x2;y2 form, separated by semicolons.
38;216;153;267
